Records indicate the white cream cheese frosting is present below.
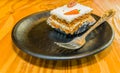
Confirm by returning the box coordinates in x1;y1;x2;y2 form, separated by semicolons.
50;3;93;23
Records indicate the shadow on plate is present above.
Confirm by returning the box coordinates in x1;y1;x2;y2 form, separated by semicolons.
12;43;112;70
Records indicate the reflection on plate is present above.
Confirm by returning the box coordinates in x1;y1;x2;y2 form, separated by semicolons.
12;10;114;60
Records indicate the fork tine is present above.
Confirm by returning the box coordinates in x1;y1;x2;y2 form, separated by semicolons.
54;42;80;49
54;42;74;49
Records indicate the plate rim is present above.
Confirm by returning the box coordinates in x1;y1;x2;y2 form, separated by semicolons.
11;11;114;60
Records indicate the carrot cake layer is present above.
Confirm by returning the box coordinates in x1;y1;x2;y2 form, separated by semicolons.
47;15;96;34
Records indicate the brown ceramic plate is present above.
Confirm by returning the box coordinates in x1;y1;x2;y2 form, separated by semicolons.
12;10;114;60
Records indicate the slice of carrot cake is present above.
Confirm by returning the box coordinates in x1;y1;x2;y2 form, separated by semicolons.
47;2;96;34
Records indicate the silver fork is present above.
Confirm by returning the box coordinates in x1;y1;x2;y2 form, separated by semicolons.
54;9;115;50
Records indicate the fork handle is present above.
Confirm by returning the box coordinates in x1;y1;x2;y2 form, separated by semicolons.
82;9;115;38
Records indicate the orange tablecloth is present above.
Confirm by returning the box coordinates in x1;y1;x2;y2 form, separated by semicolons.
0;0;120;73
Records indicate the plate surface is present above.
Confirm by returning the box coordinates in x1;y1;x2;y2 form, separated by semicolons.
12;11;114;60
